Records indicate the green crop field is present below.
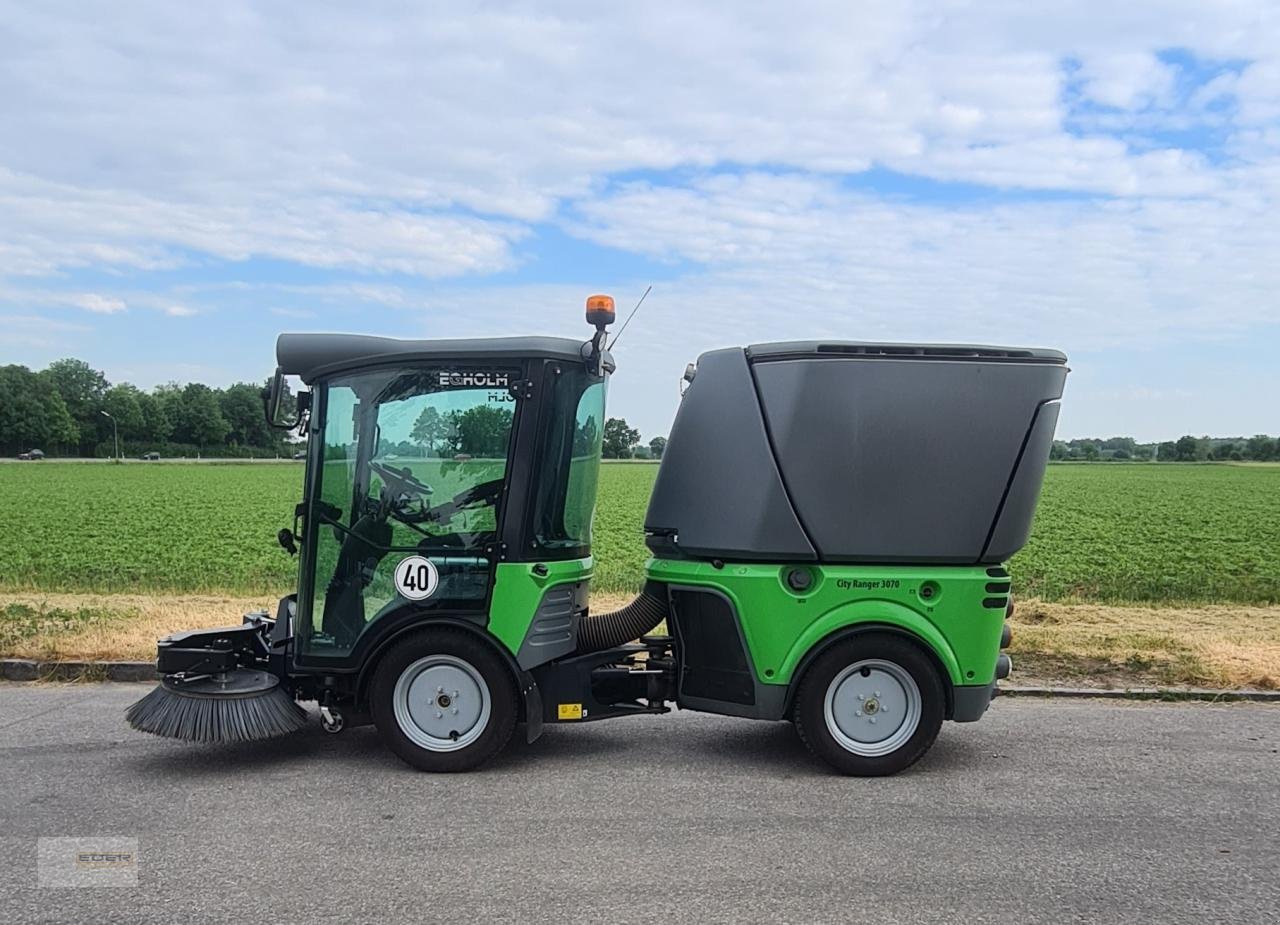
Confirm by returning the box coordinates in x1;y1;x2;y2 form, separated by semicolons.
0;462;1277;603
1014;463;1280;603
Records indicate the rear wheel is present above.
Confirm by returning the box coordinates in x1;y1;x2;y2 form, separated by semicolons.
371;628;517;772
793;634;945;776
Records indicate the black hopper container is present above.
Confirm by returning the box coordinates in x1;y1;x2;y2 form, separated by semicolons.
644;341;1068;565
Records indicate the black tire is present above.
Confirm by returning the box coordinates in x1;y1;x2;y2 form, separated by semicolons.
792;633;945;776
371;627;518;772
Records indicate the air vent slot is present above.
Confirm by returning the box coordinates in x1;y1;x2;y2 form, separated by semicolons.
813;344;1036;360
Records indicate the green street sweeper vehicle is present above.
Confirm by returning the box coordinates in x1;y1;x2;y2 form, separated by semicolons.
127;295;1068;776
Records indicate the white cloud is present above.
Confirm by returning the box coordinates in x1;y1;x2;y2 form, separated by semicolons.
70;293;127;314
0;168;527;279
1;2;1279;440
1076;52;1175;110
1234;58;1280;128
0;313;93;350
162;304;197;317
571;170;1280;343
1;1;1277;282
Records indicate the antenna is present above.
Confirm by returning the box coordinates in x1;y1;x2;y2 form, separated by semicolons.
607;285;652;350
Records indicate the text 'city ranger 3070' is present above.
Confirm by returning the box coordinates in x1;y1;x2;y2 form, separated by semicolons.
127;296;1068;775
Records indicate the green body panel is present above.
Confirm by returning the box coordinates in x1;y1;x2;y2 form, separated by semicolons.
645;559;1007;688
487;557;594;657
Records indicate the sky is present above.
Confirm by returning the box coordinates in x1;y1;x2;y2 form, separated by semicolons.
2;2;1278;443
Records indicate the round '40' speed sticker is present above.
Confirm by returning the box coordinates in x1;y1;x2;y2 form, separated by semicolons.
394;555;439;601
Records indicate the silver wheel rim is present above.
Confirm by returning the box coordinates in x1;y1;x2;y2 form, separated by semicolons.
824;658;922;757
393;654;491;752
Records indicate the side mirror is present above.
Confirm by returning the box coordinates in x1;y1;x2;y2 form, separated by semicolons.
262;369;310;431
263;368;286;426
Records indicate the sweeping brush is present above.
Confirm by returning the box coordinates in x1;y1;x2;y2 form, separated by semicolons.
126;669;309;744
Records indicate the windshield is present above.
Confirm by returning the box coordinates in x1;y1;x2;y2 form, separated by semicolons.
322;367;517;542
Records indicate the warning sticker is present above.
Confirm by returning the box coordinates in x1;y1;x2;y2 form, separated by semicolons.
557;703;583;720
394;555;439;601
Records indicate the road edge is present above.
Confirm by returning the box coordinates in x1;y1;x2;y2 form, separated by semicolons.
1;659;156;682
2;658;1279;701
999;685;1280;703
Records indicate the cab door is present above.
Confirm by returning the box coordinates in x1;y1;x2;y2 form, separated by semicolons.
295;363;523;667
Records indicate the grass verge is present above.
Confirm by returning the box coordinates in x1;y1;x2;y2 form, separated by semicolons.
1;601;141;660
1009;599;1280;690
0;594;272;662
0;592;638;663
3;592;1276;691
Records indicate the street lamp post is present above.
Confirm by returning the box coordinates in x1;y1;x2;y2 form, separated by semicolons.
100;410;119;461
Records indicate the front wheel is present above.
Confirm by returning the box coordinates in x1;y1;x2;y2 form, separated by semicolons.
371;628;517;772
793;634;945;776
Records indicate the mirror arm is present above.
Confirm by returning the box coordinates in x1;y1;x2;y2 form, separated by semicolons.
294;391;312;434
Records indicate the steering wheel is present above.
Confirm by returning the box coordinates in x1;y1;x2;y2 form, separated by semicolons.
402;477;504;527
456;477;503;510
370;461;434;500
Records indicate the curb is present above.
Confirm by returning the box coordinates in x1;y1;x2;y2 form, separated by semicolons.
1;660;1277;701
0;660;156;682
1000;685;1280;703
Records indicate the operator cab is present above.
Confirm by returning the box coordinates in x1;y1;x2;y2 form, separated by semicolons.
267;334;613;670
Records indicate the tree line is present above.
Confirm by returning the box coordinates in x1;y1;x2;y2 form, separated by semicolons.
16;361;1261;466
0;358;291;458
602;418;666;459
0;357;669;462
609;425;1280;464
1051;435;1280;462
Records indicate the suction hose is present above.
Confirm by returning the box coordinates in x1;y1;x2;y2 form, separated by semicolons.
577;581;669;653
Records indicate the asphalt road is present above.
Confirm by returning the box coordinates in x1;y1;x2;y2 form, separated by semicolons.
1;684;1277;924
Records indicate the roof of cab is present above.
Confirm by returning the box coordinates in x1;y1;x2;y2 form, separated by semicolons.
276;333;596;382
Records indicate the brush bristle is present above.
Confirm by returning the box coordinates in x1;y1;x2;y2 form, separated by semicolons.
126;684;309;744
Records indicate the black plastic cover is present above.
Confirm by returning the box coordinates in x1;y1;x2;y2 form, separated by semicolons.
982;399;1062;561
646;341;1067;565
643;348;816;561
